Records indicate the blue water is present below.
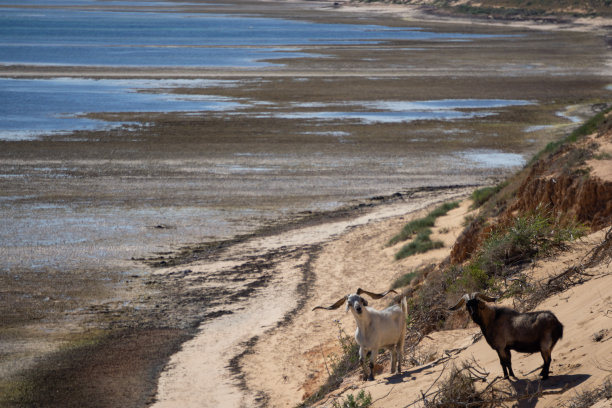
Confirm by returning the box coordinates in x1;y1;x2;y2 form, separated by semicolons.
0;1;522;138
0;78;245;140
0;1;510;68
0;77;533;139
269;99;534;123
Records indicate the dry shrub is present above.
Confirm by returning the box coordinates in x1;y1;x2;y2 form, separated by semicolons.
422;360;496;408
565;378;612;408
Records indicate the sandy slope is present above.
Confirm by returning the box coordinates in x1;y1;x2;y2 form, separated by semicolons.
240;199;477;405
240;196;612;407
317;229;612;408
150;189;472;407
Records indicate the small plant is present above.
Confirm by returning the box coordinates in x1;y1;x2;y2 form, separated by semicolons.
429;201;460;218
470;182;508;210
388;201;459;246
300;322;361;406
395;230;444;260
388;216;436;246
423;361;495;408
449;206;586;295
332;390;372;408
392;271;417;289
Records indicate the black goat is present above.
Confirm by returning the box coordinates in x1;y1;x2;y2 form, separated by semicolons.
449;293;563;379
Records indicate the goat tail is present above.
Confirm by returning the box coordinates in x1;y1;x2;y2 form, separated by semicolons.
553;320;564;341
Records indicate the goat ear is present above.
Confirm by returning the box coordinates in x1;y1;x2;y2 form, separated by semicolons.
357;288;397;299
312;296;347;311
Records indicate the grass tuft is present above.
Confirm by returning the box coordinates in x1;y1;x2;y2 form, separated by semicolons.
395;230;444;260
566;379;612;408
332;390;372;408
391;271;418;289
388;201;459;247
448;205;587;294
299;322;361;407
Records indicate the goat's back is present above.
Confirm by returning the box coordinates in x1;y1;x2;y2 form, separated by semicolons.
359;304;405;348
502;309;563;349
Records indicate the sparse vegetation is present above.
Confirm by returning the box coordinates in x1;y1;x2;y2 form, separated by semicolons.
388;201;459;247
390;201;459;260
395;230;444;260
392;271;418;289
449;206;587;294
300;322;361;407
391;0;612;18
332;390;372;408
536;105;612;163
422;361;495;408
470;183;505;209
565;379;612;408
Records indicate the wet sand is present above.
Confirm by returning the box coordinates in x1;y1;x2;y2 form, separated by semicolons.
1;0;611;406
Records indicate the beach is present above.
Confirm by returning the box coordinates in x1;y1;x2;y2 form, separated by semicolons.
1;0;611;406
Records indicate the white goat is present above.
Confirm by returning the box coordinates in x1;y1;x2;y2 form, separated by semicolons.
313;288;407;380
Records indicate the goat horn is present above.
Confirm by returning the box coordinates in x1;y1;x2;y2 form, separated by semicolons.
356;288;397;299
449;294;470;311
312;296;347;311
474;293;497;302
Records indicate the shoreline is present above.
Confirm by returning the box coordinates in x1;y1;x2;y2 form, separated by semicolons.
332;1;612;35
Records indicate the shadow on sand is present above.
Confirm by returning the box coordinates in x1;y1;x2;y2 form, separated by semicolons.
380;366;590;407
510;374;590;408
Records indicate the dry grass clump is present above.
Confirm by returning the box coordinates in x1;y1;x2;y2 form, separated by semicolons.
389;202;459;260
565;378;612;408
446;206;587;299
514;226;612;311
421;360;497;408
299;322;361;407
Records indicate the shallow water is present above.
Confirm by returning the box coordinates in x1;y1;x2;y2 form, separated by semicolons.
0;2;510;68
0;0;610;283
0;77;536;138
0;78;244;140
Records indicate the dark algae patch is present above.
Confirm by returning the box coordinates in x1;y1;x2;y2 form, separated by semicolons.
1;329;192;408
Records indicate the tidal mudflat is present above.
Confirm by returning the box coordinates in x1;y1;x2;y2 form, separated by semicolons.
0;0;610;406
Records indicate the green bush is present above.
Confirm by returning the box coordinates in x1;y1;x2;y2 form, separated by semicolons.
392;271;418;289
388;216;436;246
449;206;586;294
395;230;444;260
332;390;372;408
470;186;500;209
389;201;460;246
448;262;493;293
478;207;586;277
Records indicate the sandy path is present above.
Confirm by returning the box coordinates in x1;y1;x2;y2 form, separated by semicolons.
149;187;472;407
240;196;475;406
